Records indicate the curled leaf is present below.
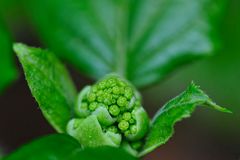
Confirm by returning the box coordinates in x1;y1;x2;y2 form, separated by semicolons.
139;82;231;156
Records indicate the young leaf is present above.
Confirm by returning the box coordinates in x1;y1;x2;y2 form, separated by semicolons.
0;22;17;93
139;82;231;156
3;134;137;160
3;134;81;160
69;146;138;160
25;0;226;88
13;43;77;133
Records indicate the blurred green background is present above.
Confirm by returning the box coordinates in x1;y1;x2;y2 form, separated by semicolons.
0;0;239;159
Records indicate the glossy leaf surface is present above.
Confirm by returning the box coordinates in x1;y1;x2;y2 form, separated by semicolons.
3;134;80;160
14;43;77;132
26;0;225;88
3;134;137;160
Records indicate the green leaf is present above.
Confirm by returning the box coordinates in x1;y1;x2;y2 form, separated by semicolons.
139;82;231;156
3;134;81;160
26;0;226;88
0;22;17;93
69;146;138;160
13;43;77;132
3;134;137;160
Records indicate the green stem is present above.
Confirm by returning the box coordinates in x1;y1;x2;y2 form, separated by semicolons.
115;1;129;78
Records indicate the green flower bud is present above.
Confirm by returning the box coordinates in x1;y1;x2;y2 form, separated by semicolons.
107;78;117;87
89;102;97;111
109;105;120;116
98;81;107;89
112;86;120;95
111;98;116;104
117;96;127;107
122;112;132;121
97;95;104;103
118;120;129;131
106;88;112;94
68;74;149;152
124;130;131;137
107;126;118;133
87;92;96;102
129;118;135;124
124;87;133;100
130;125;137;134
103;93;112;105
118;81;127;87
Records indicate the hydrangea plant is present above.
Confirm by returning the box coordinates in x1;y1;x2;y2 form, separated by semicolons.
0;0;231;159
3;43;230;160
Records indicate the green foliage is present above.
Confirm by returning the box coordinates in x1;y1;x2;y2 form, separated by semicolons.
2;0;231;158
13;43;231;158
13;43;77;132
139;82;231;156
3;134;137;160
69;146;137;160
0;22;17;93
3;134;80;160
25;0;226;88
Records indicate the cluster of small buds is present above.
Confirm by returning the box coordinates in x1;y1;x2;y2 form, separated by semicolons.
68;74;149;150
80;75;141;137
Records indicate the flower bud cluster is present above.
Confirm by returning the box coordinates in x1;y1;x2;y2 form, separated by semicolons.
67;74;149;150
79;75;141;137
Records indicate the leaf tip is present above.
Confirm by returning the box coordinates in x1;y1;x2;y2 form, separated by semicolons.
189;81;200;88
13;43;29;57
207;100;232;114
215;106;233;114
223;109;233;114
